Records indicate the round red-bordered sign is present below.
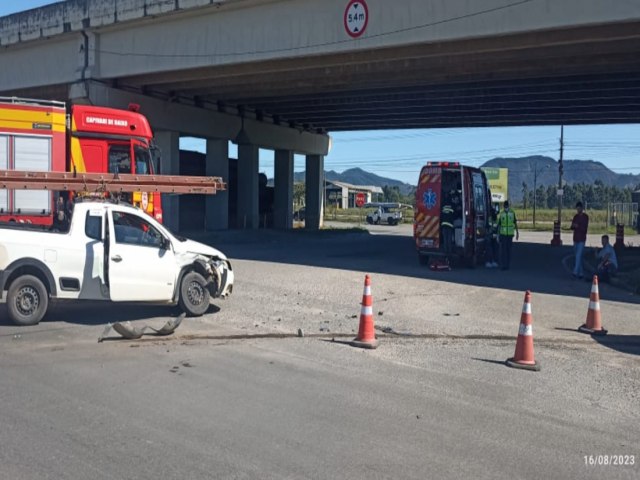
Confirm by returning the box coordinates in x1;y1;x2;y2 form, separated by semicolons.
344;0;369;38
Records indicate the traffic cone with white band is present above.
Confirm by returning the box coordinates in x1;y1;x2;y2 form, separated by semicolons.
506;291;540;371
351;274;379;349
578;275;607;336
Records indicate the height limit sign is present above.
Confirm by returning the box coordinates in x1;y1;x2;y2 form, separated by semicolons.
344;0;369;38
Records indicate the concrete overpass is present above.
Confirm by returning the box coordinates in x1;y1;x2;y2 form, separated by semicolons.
3;0;640;230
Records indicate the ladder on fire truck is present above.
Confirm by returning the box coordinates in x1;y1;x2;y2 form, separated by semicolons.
0;170;225;195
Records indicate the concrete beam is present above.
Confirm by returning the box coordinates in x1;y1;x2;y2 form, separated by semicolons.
69;81;330;155
273;150;294;230
155;130;180;233
237;144;259;230
205;139;229;231
305;155;324;231
0;1;258;46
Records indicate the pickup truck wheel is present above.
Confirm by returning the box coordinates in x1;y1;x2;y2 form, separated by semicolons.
179;271;211;317
7;275;49;326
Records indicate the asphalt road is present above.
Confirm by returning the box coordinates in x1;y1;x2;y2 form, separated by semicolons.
1;225;639;479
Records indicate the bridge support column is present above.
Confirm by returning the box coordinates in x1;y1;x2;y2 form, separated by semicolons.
237;144;259;229
274;149;294;229
305;154;324;230
205;139;229;230
155;130;180;232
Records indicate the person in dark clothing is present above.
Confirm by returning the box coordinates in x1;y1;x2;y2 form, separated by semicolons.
441;193;455;255
53;195;71;232
570;201;589;279
485;205;499;268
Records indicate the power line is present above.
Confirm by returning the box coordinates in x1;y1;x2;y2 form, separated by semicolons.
95;0;538;59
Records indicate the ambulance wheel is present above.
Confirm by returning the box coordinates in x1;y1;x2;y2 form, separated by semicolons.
7;275;49;326
179;271;211;317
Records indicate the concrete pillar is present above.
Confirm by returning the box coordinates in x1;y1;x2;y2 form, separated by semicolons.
155;130;180;233
237;144;259;229
274;149;294;229
305;154;324;230
205;139;229;230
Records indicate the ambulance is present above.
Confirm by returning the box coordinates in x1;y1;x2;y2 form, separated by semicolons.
414;162;491;266
0;97;162;226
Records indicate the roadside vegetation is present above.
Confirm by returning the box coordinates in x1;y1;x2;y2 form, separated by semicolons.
515;208;638;235
324;207;414;224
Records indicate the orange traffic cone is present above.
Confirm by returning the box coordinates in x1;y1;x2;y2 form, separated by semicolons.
351;274;379;349
506;291;540;371
578;275;607;336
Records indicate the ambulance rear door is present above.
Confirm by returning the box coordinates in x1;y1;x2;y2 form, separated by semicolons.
415;166;442;251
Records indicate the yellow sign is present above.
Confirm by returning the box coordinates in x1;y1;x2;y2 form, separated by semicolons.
481;168;508;203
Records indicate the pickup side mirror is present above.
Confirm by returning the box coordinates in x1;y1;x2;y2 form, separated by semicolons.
161;236;172;250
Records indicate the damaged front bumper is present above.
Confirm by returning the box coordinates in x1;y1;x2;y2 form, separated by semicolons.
209;259;234;298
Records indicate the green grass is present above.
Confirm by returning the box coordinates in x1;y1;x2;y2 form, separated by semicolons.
513;208;638;235
323;207;638;233
324;207;413;224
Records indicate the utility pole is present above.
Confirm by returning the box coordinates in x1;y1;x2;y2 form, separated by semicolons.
558;126;564;225
551;126;564;245
533;166;538;228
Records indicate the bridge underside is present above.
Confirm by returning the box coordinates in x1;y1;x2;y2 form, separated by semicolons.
114;22;640;131
5;22;640;132
4;17;640;232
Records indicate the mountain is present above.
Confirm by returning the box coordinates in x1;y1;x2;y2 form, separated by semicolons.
481;156;640;201
292;167;414;195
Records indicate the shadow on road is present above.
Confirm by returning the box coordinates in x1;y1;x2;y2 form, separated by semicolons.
193;229;640;305
0;302;219;328
592;334;640;356
471;358;509;366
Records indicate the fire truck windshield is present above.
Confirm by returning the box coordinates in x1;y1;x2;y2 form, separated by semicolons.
109;145;131;174
134;145;152;174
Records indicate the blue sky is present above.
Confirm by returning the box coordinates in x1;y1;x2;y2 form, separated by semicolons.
4;1;640;184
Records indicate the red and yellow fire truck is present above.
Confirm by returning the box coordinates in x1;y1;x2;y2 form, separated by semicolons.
0;97;162;225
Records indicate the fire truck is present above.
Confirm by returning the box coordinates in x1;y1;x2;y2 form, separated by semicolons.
0;97;162;225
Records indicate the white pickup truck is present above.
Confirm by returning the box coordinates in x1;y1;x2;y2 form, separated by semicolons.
0;201;233;326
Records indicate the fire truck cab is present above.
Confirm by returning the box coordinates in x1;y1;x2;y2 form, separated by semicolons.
414;162;491;266
0;97;162;226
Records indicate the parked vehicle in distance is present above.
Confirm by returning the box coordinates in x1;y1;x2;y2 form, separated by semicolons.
414;162;491;266
365;203;403;225
0;200;233;326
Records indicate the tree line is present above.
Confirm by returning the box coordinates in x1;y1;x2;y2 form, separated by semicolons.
520;180;639;210
381;185;416;205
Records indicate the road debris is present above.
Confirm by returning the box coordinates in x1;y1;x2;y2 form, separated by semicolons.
98;314;185;343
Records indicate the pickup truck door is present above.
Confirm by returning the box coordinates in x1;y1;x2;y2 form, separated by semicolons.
107;209;177;301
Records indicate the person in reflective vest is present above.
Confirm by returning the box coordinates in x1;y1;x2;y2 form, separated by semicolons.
441;194;455;255
497;200;519;270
